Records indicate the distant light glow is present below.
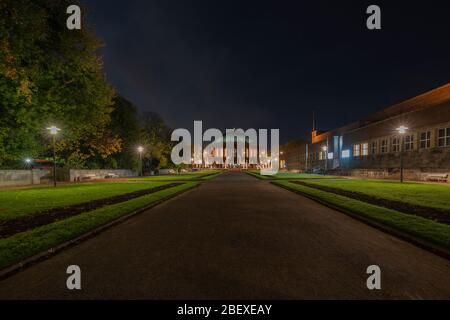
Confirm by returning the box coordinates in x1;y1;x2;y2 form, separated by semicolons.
25;158;32;164
46;126;61;135
137;146;144;153
322;145;328;152
342;150;350;158
396;125;408;134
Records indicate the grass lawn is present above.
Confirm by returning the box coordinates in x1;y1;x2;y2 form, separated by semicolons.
0;181;170;221
246;170;338;180
274;181;450;251
302;179;450;211
128;170;223;181
0;182;198;270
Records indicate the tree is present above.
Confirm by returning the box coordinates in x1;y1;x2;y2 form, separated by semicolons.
140;112;173;172
109;96;140;169
0;0;117;167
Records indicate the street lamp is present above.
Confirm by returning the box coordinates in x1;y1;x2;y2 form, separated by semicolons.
46;126;61;187
396;125;408;183
24;158;32;184
322;145;328;172
137;146;144;176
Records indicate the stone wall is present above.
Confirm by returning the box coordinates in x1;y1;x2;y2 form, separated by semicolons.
0;169;137;187
339;168;449;182
69;169;137;181
0;169;50;187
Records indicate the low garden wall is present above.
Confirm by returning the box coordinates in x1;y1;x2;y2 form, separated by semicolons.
0;169;50;187
345;168;449;182
69;169;137;181
0;169;137;186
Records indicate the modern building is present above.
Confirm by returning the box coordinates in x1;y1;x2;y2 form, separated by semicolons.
281;83;450;180
279;139;308;172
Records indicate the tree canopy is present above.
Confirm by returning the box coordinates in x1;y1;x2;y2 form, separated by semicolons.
0;1;175;171
0;0;117;167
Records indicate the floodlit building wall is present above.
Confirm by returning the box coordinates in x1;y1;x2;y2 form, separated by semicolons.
286;83;450;179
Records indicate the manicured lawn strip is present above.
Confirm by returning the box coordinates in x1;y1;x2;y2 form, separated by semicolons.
200;171;224;180
0;182;169;221
128;170;223;181
303;179;450;212
273;181;450;251
246;170;339;180
0;182;198;270
0;183;180;239
246;171;271;179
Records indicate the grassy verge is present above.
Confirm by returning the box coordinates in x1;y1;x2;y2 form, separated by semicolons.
0;182;198;270
128;170;223;181
302;179;450;211
201;171;224;180
273;181;450;252
0;182;169;221
246;170;339;180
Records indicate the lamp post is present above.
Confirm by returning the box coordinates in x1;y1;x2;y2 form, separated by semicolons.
137;146;144;176
396;125;408;183
280;151;284;170
46;126;60;187
25;158;32;184
322;145;328;173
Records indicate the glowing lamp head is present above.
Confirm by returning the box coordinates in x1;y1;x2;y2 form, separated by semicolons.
396;125;408;134
46;126;61;135
137;146;144;153
322;145;328;152
25;158;32;164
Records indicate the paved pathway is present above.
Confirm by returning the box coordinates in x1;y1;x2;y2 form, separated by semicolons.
1;172;449;299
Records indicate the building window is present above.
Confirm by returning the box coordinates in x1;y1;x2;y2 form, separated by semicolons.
438;128;450;147
404;134;414;151
420;131;431;149
371;141;377;155
342;150;350;158
361;143;369;156
353;144;360;157
381;139;388;153
392;137;400;152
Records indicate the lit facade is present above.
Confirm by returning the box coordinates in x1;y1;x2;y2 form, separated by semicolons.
281;83;450;180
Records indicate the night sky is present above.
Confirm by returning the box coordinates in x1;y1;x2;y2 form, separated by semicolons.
83;0;450;143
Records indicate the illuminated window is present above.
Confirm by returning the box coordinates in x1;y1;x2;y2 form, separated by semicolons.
438;128;450;147
420;131;430;149
353;144;360;157
371;141;377;155
361;143;369;156
381;139;388;153
392;137;400;152
342;150;350;158
404;134;414;151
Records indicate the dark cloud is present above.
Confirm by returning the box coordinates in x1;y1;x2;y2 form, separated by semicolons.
84;0;450;142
